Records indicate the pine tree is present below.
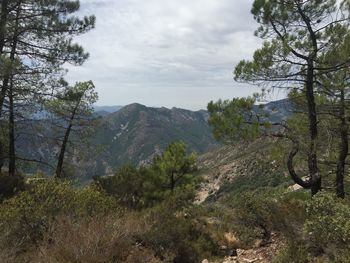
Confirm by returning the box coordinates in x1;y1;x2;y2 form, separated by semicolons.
44;81;97;178
0;0;95;175
210;0;350;196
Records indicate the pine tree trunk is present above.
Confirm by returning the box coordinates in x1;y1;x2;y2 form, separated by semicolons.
306;59;321;196
55;102;80;178
8;79;15;176
0;0;9;54
170;171;175;191
336;89;348;198
0;3;20;173
0;0;9;171
55;123;72;178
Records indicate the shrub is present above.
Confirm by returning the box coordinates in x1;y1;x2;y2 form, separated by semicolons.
0;177;118;252
304;192;350;258
74;185;118;215
223;188;308;247
273;241;310;263
31;215;133;263
141;197;217;263
94;164;145;209
95;142;198;209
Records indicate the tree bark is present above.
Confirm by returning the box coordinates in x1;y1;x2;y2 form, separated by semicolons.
55;103;80;178
170;171;175;191
0;0;9;54
285;60;321;195
287;138;315;189
0;4;20;173
305;59;321;195
336;89;348;198
8;78;15;176
290;1;321;195
55;122;72;178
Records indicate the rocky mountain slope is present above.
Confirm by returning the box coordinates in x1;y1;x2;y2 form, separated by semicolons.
16;99;292;179
91;103;218;175
18;103;218;178
195;139;292;263
195;138;291;204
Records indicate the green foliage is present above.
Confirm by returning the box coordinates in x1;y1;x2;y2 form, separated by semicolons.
0;176;117;249
152;141;197;191
215;0;350;198
271;192;350;262
0;55;21;76
46;81;98;119
45;81;98;178
94;164;145;209
229;190;279;245
304;192;350;256
141;192;217;263
273;242;310;263
96;142;198;208
216;159;290;198
215;188;308;247
208;97;268;143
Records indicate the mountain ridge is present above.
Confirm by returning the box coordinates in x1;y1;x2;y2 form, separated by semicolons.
17;99;292;179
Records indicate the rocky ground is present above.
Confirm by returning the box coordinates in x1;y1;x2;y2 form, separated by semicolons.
202;232;284;263
195;141;287;262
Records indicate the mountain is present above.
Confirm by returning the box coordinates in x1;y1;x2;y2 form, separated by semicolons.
258;99;292;122
89;99;292;174
93;105;123;115
16;99;292;179
18;103;218;178
90;103;218;175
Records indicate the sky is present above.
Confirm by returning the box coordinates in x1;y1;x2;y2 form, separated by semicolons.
65;0;279;110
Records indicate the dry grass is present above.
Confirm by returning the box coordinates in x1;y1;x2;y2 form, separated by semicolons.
28;214;153;263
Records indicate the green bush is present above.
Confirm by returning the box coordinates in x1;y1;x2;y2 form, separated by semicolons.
229;190;276;246
304;192;350;258
273;242;310;263
141;193;217;263
215;160;290;198
271;191;350;262
94;164;145;209
0;177;118;251
32;215;134;263
221;188;308;247
95;142;198;209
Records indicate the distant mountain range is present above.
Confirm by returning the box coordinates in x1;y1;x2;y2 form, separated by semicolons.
17;99;292;179
93;105;123;116
90;103;218;175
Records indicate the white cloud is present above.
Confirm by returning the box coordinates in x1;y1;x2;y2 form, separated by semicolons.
66;0;266;110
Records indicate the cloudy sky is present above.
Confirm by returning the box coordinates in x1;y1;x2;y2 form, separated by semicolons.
65;0;276;110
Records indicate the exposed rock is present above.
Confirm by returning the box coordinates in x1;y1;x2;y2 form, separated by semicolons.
210;232;284;263
288;184;303;191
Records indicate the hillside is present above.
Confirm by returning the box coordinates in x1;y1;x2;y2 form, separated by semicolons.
15;99;292;179
91;103;218;175
17;103;218;178
7;110;349;263
195;138;292;203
